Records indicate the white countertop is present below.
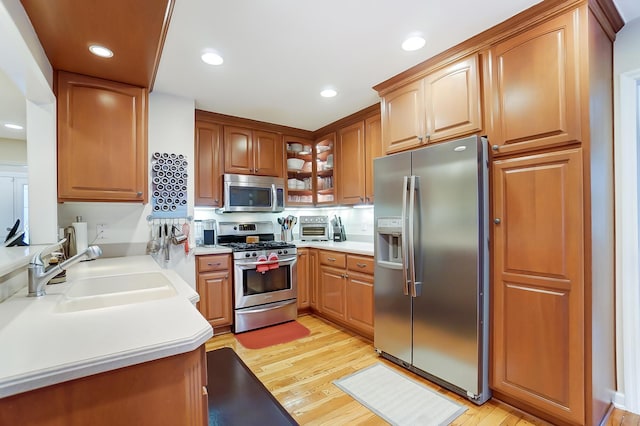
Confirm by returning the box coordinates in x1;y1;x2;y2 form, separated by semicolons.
193;246;233;256
0;245;50;277
0;255;212;398
194;241;373;256
293;240;374;256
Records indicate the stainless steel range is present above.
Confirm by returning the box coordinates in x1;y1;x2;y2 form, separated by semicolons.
217;221;297;333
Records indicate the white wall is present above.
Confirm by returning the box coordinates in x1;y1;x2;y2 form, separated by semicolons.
613;16;640;414
0;138;27;164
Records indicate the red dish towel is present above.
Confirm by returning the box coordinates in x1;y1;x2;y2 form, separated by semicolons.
268;253;279;270
256;255;269;273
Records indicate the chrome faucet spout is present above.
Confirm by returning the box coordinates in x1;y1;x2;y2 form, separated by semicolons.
27;242;102;297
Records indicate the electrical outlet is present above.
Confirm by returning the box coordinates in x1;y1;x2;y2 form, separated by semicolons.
96;223;108;240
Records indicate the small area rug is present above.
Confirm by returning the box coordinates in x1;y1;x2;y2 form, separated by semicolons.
334;363;467;426
235;320;310;349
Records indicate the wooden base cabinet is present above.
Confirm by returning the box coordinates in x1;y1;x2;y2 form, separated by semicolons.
344;255;374;336
0;347;208;426
309;249;319;310
492;148;584;424
316;251;374;338
56;71;147;202
196;254;232;331
296;248;310;309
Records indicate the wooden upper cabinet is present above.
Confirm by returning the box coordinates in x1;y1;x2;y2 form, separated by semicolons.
57;71;147;202
381;79;424;153
195;120;223;207
297;248;310;309
380;54;481;154
365;114;382;203
223;126;253;174
486;10;580;155
223;126;282;177
492;148;584;424
253;130;283;177
424;54;481;142
337;121;366;205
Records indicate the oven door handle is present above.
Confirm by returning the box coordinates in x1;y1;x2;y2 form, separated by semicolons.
236;256;297;267
236;299;296;314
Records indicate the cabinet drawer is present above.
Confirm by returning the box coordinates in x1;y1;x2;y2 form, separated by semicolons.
319;251;346;268
197;254;230;272
347;255;374;275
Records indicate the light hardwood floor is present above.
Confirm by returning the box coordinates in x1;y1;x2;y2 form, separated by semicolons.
205;315;640;426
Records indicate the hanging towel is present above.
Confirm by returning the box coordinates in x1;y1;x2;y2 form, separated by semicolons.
256;254;269;273
268;252;280;270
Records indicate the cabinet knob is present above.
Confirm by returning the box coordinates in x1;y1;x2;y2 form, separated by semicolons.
359;196;364;202
356;263;367;268
492;145;499;152
494;218;501;224
136;192;143;197
327;257;336;262
214;199;219;204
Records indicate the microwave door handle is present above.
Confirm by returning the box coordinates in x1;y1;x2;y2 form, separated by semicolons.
401;175;410;296
271;184;277;212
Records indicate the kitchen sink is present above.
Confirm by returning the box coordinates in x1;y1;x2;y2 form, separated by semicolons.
55;271;177;313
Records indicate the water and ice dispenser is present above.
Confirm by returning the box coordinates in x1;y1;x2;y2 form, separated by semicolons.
376;217;403;269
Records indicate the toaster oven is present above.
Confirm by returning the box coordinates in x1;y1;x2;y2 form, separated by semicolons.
299;216;330;241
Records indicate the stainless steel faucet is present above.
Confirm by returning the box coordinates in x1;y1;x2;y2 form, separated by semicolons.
27;242;103;297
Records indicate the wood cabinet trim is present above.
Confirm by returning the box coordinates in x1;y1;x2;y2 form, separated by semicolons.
195;109;312;139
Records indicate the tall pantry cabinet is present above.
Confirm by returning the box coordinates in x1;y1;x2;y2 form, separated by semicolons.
486;3;620;426
374;1;622;424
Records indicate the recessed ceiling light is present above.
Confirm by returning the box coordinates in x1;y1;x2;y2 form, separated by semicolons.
88;44;114;58
201;52;224;66
4;123;24;130
402;35;426;51
320;89;337;98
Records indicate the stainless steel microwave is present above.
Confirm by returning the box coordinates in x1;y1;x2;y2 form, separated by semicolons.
219;174;285;213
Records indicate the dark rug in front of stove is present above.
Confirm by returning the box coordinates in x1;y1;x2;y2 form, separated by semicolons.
206;347;298;426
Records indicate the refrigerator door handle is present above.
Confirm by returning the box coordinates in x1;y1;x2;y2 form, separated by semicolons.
408;175;422;298
401;175;410;296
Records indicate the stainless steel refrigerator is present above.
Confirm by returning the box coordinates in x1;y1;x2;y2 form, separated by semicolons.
373;135;490;404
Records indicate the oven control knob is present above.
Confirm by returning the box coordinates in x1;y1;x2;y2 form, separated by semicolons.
278;250;282;255
252;252;257;257
283;250;288;254
245;253;251;258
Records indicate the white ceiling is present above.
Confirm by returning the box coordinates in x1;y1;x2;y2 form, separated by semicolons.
2;1;639;140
